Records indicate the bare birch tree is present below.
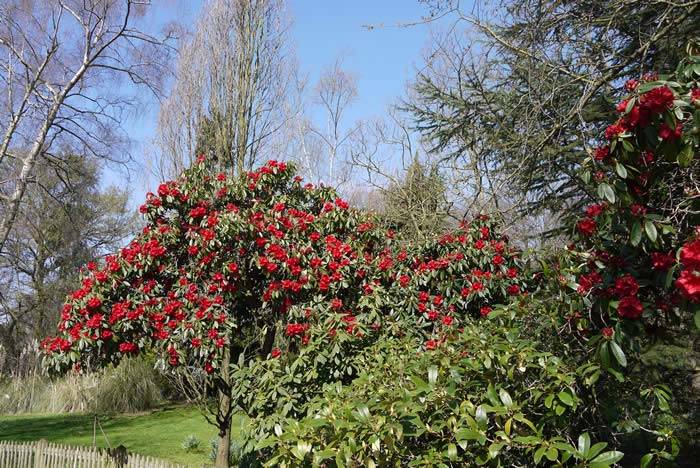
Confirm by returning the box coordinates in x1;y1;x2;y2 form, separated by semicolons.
0;0;175;256
155;0;294;178
287;59;360;188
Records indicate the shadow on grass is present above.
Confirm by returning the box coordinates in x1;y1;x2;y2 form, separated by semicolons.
0;406;219;465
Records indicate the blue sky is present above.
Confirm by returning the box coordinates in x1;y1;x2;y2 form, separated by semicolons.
117;0;453;196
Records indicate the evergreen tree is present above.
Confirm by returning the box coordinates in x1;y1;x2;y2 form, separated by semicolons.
380;155;448;240
408;0;700;232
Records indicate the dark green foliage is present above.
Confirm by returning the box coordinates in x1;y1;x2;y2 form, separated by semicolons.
379;155;449;240
0;155;135;374
408;0;700;229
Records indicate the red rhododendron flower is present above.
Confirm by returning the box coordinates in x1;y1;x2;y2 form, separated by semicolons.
676;270;700;302
480;306;492;317
616;99;628;113
692;88;700;104
270;348;281;358
624;79;639;91
614;275;639;297
629;204;647;217
639;85;674;114
86;314;103;329
285;323;309;337
680;239;700;270
601;327;614;338
593;146;610;161
651;252;675;271
577;218;597;236
119;342;138;354
425;339;438;350
507;284;520;296
658;122;682;140
618;296;643;319
604;122;626;139
585;204;604;217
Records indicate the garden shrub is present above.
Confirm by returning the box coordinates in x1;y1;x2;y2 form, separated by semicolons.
257;318;621;467
518;53;700;464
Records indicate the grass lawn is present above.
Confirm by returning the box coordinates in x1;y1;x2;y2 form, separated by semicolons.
0;405;244;466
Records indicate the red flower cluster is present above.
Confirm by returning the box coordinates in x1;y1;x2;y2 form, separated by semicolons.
677;240;700;302
569;76;698;336
43;155;526;378
577;218;597;236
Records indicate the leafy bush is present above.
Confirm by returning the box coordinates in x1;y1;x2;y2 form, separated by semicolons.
257;318;625;467
181;434;201;452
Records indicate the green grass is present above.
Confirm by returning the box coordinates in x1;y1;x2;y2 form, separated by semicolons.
0;405;243;466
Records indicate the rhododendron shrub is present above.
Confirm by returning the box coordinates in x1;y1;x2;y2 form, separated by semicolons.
262;321;602;467
527;54;700;463
42;158;393;464
41;156;525;465
565;56;699;359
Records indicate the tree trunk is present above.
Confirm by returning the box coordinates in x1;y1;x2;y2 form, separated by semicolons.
215;399;232;468
215;346;232;468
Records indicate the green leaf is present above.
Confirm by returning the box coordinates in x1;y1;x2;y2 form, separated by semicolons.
557;390;574;407
534;446;546;464
677;144;694;167
644;220;658;243
694;310;700;329
499;388;513;408
599;341;611;367
545;447;558;462
609;341;627;367
615;162;628;178
355;405;370;420
313;450;336;463
630;221;642;246
578;433;591;456
456;428;482;442
486;383;499;406
447;443;458;459
621;139;634;153
588;442;608;459
640;453;654;468
475;405;488;428
598;183;616;203
428;366;438;385
591;450;624;466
